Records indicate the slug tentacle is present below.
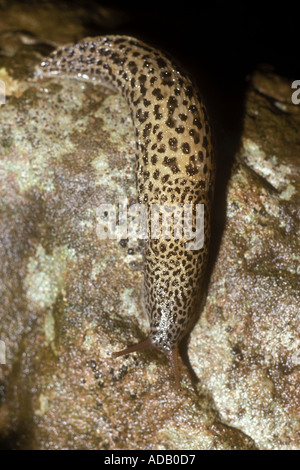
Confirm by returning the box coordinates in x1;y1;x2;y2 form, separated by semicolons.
113;340;181;388
36;35;215;387
112;338;154;357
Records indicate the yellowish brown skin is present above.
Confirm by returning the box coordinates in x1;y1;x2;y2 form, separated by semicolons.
36;36;215;387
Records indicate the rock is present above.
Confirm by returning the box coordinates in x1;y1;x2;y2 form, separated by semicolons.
190;68;300;450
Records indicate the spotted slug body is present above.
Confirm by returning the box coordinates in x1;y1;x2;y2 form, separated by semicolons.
36;36;215;385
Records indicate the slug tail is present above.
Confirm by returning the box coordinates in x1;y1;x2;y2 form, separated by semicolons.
112;337;154;358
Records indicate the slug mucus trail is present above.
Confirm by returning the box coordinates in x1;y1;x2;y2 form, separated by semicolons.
35;36;215;387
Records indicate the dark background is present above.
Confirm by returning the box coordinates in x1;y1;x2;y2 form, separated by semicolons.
79;2;300;116
67;1;299;170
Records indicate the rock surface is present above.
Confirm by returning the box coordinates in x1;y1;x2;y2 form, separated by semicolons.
191;68;300;449
0;12;299;450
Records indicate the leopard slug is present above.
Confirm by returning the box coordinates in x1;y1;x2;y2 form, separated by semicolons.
35;36;215;386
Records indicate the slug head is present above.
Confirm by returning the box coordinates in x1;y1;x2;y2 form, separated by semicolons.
112;339;181;389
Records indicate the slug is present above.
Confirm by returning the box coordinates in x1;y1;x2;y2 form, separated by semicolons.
35;36;215;386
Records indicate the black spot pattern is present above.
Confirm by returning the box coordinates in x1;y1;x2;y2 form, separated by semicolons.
37;34;215;360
